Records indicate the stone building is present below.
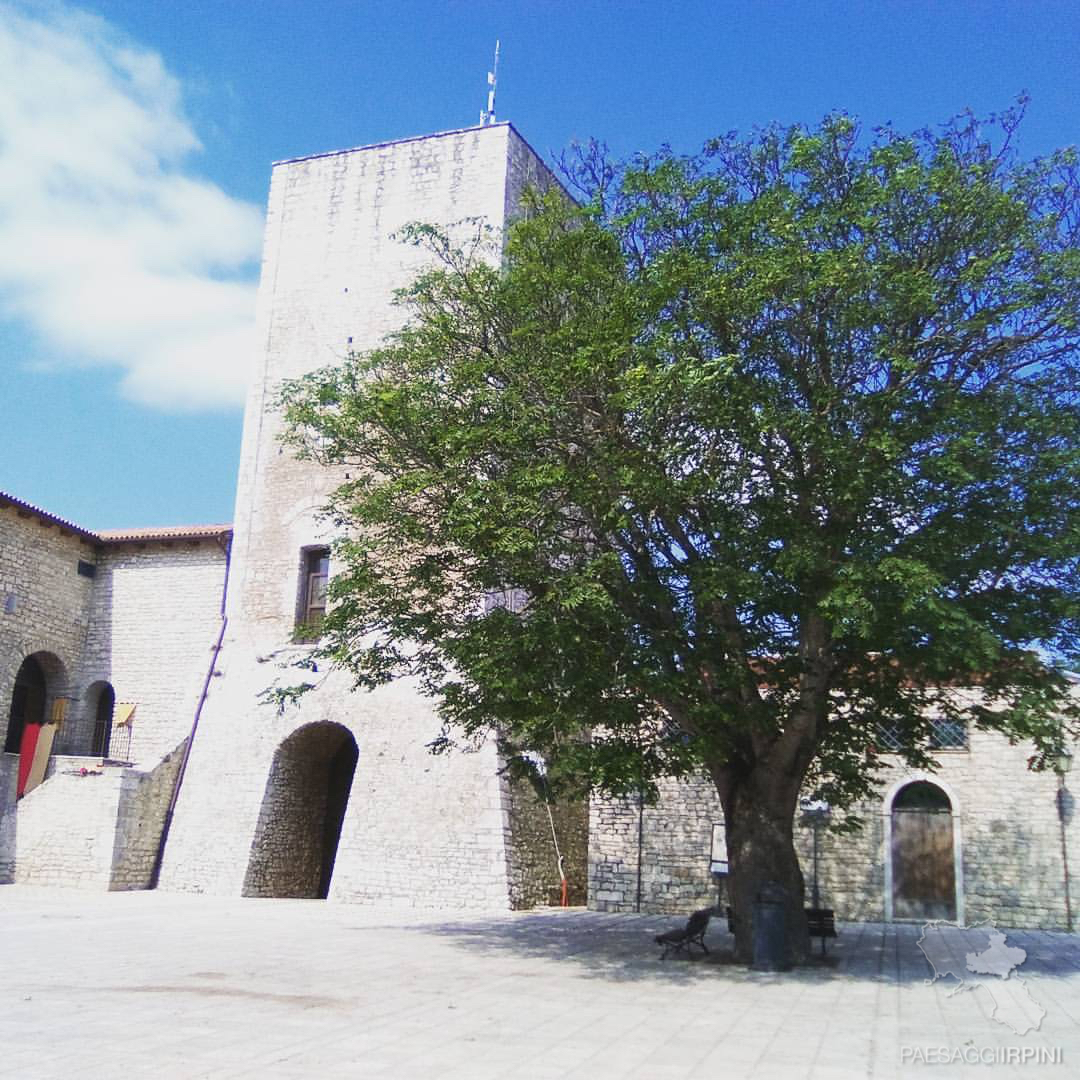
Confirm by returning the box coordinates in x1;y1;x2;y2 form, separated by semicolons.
588;709;1080;930
2;121;1075;929
2;123;586;910
0;490;229;888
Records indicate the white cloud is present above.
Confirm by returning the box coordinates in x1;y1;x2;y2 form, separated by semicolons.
0;2;263;409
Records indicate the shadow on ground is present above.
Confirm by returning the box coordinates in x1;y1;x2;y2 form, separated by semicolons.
387;910;1080;988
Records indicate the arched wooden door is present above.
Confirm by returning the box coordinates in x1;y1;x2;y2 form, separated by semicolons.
891;781;956;920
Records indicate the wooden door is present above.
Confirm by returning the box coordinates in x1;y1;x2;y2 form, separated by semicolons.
891;783;956;921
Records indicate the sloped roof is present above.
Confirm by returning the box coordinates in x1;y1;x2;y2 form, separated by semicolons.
0;489;231;545
0;489;100;541
96;524;232;543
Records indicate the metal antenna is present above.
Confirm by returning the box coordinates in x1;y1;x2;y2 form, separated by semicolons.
480;39;500;125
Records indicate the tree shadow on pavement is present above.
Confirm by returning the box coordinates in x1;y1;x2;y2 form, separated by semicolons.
406;910;1080;987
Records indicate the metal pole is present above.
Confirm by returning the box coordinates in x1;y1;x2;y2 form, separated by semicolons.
1058;778;1073;933
636;788;644;913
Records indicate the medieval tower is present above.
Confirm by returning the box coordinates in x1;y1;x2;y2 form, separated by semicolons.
156;124;585;906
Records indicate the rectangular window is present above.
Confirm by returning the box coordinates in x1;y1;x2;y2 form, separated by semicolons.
928;717;968;750
875;718;968;752
77;560;96;578
296;547;330;639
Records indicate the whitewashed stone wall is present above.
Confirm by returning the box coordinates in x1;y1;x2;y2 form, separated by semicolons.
160;125;576;910
0;748;183;889
589;724;1080;930
158;661;514;909
78;539;229;764
1;754;124;887
228;123;558;646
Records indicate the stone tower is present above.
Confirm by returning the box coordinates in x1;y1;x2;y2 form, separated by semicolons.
158;124;585;906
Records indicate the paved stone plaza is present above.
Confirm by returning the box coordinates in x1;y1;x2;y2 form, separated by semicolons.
1;886;1078;1079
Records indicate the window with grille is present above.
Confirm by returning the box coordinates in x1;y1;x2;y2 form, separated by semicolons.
876;717;968;752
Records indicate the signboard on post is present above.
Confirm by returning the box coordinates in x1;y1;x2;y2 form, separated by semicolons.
710;820;729;876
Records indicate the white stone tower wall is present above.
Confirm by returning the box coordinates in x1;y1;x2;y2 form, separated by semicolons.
160;125;562;908
230;124;532;642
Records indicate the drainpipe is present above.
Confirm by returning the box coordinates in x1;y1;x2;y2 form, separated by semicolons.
149;530;232;888
636;787;644;912
543;799;569;906
1055;758;1074;933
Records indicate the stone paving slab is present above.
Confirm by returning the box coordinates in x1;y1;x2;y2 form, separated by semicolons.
0;886;1077;1078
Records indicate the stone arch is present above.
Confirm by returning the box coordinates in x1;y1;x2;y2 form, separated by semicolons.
882;774;964;923
0;639;72;700
3;650;69;754
242;721;359;899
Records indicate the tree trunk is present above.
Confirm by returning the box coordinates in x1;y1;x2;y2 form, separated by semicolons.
721;768;810;965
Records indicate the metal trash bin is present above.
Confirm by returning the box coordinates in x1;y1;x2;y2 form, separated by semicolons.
752;880;791;971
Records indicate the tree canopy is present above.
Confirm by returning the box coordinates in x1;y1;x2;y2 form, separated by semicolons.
279;105;1080;959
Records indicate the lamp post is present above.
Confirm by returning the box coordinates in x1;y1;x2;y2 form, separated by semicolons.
801;800;832;911
1053;750;1073;933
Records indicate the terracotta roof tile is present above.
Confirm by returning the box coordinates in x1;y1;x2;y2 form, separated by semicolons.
0;489;231;544
95;524;232;542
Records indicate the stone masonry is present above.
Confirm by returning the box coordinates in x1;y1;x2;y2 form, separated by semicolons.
504;777;589;909
158;124;578;910
6;121;1078;930
79;536;229;765
588;717;1080;931
1;494;228;887
0;497;98;730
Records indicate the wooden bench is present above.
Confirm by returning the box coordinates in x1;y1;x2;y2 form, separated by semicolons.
654;907;713;960
725;906;837;954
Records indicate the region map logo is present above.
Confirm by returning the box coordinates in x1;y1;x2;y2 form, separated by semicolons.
917;920;1045;1036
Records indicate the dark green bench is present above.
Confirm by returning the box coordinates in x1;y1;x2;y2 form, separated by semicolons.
654;907;713;960
805;907;837;955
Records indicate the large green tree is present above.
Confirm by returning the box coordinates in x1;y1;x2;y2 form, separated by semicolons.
279;106;1080;962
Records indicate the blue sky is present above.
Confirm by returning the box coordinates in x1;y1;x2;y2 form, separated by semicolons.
1;0;1078;529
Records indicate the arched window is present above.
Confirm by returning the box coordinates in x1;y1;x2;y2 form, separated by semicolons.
893;780;952;812
91;684;116;758
4;656;47;753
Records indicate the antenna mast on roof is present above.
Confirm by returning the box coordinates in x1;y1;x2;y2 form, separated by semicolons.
480;40;500;125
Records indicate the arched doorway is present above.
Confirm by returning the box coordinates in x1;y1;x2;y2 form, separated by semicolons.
89;683;116;758
890;780;957;921
243;722;359;899
4;655;46;753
